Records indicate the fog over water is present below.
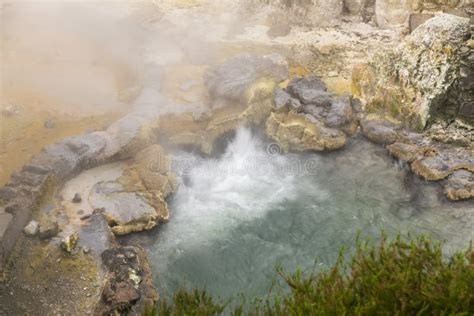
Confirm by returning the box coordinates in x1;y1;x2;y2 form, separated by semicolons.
145;128;473;301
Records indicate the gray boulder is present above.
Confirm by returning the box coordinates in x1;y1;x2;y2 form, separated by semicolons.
89;181;168;235
23;220;39;236
445;170;474;201
353;14;472;132
205;54;288;103
287;75;331;106
38;220;59;240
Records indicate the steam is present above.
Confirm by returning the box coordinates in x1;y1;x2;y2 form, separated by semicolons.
150;128;327;269
0;1;246;117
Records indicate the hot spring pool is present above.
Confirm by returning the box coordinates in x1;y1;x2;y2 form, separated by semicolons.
140;128;473;301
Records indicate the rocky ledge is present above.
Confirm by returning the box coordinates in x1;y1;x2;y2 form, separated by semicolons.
353;14;472;136
360;116;474;201
351;12;474;201
95;244;157;315
266;75;359;153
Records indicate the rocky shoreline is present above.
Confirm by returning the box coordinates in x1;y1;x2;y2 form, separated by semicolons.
0;8;472;315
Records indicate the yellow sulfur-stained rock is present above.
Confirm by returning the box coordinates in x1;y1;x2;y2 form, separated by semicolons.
386;142;437;163
265;112;347;153
445;170;474;201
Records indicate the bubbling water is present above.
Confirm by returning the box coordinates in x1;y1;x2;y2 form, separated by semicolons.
145;128;473;301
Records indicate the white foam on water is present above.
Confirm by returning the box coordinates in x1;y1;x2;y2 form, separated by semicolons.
152;128;325;265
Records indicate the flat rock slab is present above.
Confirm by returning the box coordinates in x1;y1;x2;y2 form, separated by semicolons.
89;181;160;235
360;118;400;145
445;170;474;201
287;75;331;106
79;213;116;259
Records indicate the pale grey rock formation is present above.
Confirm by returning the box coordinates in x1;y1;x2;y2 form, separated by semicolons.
353;14;472;131
205;53;288;104
89;181;168;235
23;220;39;236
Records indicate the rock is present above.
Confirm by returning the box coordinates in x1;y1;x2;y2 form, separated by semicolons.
267;75;357;153
22;163;51;175
205;54;288;103
325;96;354;128
411;150;474;181
27;132;108;181
274;88;291;110
43;119;55;129
38;220;59;240
95;246;158;315
23;220;39;236
445;170;474;201
0;212;13;241
345;0;364;15
0;186;17;203
411;157;452;181
409;13;434;33
266;112;347;153
104;114;158;160
361;0;376;23
10;171;48;188
287;75;331;106
1;104;21;117
61;232;79;253
72;193;82;203
80;214;92;221
386;142;436;163
247;0;343;25
80;213;116;258
267;21;291;38
425;119;474;146
353;14;472;132
375;0;411;29
274;88;302;112
0;212;13;269
119;145;178;198
360;117;400;144
89;181;168;235
202;78;277;154
159;77;276;155
310;0;344;22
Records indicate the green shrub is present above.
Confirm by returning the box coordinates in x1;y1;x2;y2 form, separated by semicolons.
157;288;227;316
155;235;474;315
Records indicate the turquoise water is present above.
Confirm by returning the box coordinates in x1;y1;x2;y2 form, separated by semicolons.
143;128;473;301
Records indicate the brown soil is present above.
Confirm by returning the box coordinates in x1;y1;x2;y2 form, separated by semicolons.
0;236;100;315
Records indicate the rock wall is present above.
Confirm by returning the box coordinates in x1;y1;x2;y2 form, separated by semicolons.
244;0;472;28
352;14;472;135
245;0;344;25
0;111;158;272
359;115;474;201
375;0;472;28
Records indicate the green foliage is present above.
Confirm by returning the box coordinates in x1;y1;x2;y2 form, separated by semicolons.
157;288;227;316
153;235;474;315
